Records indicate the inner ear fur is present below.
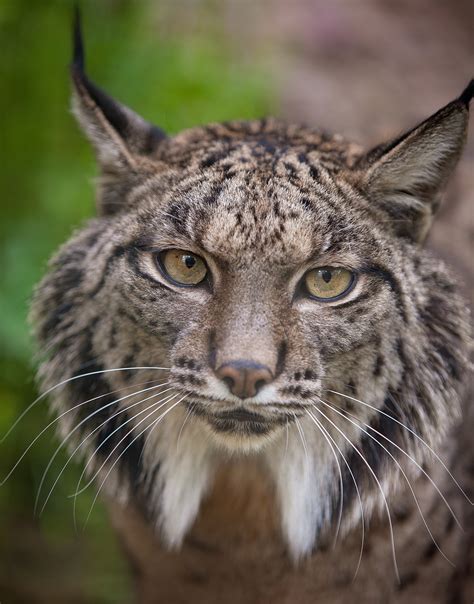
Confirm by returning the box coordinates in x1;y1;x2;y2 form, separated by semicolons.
358;80;473;243
70;9;167;215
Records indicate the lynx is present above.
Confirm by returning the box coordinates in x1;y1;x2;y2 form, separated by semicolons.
29;14;473;603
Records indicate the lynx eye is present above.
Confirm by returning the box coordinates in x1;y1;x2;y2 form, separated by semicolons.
304;267;355;301
157;249;208;286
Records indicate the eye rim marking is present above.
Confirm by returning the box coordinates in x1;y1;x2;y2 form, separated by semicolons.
154;248;209;288
303;266;357;302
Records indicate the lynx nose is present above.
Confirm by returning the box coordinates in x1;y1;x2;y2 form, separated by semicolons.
215;360;274;399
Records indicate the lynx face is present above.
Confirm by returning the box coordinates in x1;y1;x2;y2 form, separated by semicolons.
31;18;472;559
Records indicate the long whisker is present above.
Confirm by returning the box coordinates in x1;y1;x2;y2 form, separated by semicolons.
176;403;194;453
0;378;167;486
53;392;178;522
284;418;290;459
305;409;365;580
1;366;170;443
325;388;473;505
331;402;463;532
71;391;180;530
143;394;188;454
311;400;400;583
304;410;344;548
37;386;176;516
294;414;309;465
131;393;183;485
34;382;173;514
70;389;178;500
83;394;188;528
318;397;455;567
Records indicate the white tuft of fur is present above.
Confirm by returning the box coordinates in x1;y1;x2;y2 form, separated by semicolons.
265;420;334;560
145;408;217;548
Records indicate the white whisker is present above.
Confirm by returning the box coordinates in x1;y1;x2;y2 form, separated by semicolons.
342;405;463;531
0;378;167;486
305;410;344;548
1;366;170;443
318;397;455;567
83;393;188;528
306;408;365;580
325;388;473;506
71;389;178;500
71;391;180;530
176;404;194;453
34;382;173;514
294;415;309;465
311;400;400;583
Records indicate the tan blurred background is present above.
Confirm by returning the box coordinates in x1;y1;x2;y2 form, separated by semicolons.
0;1;472;602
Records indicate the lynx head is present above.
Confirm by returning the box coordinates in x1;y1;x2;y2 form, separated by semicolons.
31;15;472;560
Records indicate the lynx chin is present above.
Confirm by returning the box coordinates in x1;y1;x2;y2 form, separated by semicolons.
29;12;473;604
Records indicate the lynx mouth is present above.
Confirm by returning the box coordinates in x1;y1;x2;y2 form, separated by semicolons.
216;408;267;423
186;401;294;435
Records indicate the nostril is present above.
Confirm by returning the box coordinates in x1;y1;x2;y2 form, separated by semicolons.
222;375;236;391
215;360;274;399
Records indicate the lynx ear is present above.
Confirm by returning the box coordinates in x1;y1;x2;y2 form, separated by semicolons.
71;10;166;213
360;81;473;242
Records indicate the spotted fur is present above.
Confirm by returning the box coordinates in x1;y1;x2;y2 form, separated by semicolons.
30;16;472;601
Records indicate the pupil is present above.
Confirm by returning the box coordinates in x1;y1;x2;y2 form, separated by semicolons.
184;255;196;269
321;269;332;283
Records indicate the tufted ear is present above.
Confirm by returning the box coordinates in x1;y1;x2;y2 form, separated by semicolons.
359;81;473;243
71;9;167;214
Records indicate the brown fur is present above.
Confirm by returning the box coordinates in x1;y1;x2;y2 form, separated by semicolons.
30;19;473;603
109;434;473;603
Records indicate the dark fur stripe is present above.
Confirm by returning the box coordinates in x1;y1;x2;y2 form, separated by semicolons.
334;393;406;514
362;264;408;321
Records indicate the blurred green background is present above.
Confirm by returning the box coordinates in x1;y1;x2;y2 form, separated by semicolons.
0;1;273;601
1;0;472;602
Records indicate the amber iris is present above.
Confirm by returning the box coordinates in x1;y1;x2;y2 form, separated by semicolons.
305;267;354;301
159;249;208;286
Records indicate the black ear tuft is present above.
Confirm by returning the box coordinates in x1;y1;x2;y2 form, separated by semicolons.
70;8;131;139
72;5;85;73
459;79;474;109
69;7;168;214
69;7;166;172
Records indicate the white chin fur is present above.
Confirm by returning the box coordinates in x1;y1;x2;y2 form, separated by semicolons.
143;409;217;549
265;423;334;560
143;412;334;559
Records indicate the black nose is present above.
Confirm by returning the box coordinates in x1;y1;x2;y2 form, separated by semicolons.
215;360;274;399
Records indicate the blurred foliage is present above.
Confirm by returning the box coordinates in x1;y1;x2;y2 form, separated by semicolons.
0;1;274;601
